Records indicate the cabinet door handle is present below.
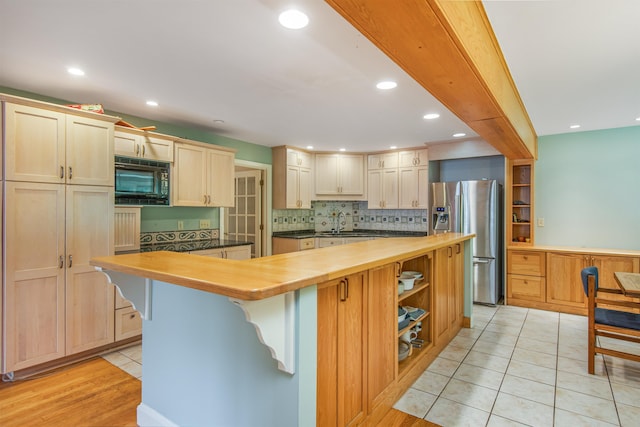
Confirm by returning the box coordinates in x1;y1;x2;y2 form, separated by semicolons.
59;255;64;268
68;254;73;268
60;166;64;179
339;279;347;302
129;313;136;320
204;195;208;204
208;195;212;204
523;256;528;260
456;243;461;254
142;145;146;156
448;246;452;258
68;166;73;179
136;144;140;155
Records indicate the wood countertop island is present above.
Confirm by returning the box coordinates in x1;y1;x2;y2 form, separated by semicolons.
91;232;473;300
90;233;474;427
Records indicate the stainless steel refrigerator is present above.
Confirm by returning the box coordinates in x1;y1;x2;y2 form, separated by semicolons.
431;180;502;304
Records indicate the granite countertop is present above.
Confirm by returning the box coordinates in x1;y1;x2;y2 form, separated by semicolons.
272;230;428;239
140;239;252;253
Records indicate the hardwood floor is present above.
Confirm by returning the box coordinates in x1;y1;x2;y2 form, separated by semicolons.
0;358;139;427
0;357;435;427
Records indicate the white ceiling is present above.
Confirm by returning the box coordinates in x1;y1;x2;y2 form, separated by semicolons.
1;0;638;153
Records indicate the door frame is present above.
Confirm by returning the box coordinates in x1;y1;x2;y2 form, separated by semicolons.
221;159;272;257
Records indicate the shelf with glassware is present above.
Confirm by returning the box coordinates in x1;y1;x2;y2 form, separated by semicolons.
508;159;534;245
396;254;432;378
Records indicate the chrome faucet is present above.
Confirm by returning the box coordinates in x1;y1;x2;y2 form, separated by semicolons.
336;211;346;234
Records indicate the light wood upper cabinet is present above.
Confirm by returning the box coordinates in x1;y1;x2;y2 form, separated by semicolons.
367;152;398;170
273;147;313;209
4;102;114;186
4;103;65;184
65;115;114;186
173;141;235;207
315;153;364;196
207;149;235;207
398;148;428;168
173;142;207;206
114;127;174;162
398;165;429;209
368;149;427;209
367;168;398;209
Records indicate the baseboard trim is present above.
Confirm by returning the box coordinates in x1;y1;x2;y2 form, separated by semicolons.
138;403;179;427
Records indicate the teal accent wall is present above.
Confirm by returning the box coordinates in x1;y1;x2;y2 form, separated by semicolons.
535;126;640;250
1;86;272;233
139;206;219;233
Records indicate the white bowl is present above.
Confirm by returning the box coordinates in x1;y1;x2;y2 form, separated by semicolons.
399;274;415;290
402;271;423;279
398;281;405;295
398;306;408;323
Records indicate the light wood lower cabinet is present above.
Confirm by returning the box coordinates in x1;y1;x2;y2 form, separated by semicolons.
434;244;464;344
114;206;142;253
318;252;443;426
317;271;367;427
272;237;315;255
366;264;397;409
507;250;546;303
190;244;251;260
3;182;114;372
507;248;640;315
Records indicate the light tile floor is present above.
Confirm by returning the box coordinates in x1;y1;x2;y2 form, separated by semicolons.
102;343;142;379
394;304;640;427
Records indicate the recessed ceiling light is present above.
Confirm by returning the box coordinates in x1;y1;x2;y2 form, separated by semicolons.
67;67;85;76
339;148;346;152
306;145;314;150
376;81;397;90
278;9;309;29
453;133;466;138
146;100;158;107
570;124;580;129
390;145;397;149
423;113;440;120
213;119;225;124
635;117;640;121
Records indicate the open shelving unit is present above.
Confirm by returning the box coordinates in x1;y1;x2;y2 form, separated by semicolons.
507;159;534;246
397;255;433;378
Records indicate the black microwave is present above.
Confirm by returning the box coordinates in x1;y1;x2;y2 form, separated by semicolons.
115;156;170;205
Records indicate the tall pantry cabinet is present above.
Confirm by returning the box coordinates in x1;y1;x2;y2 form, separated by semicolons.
1;96;118;373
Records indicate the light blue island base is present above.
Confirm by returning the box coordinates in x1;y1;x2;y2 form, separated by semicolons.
133;279;317;427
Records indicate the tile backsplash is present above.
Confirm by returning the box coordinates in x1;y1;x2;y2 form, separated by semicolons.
272;201;428;233
141;228;219;244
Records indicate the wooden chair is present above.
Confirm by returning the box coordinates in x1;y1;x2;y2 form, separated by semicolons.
581;266;640;374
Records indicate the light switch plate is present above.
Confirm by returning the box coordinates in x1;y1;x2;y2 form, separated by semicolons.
200;219;211;229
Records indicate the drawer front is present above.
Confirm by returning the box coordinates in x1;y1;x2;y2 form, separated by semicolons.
508;274;545;302
508;251;545;276
316;238;343;248
115;307;142;341
299;238;316;250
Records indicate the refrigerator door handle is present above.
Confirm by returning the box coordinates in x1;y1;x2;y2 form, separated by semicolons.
473;258;492;264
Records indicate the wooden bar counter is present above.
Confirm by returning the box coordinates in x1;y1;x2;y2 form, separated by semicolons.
91;232;474;427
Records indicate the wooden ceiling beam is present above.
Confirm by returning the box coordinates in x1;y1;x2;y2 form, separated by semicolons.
325;0;537;160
